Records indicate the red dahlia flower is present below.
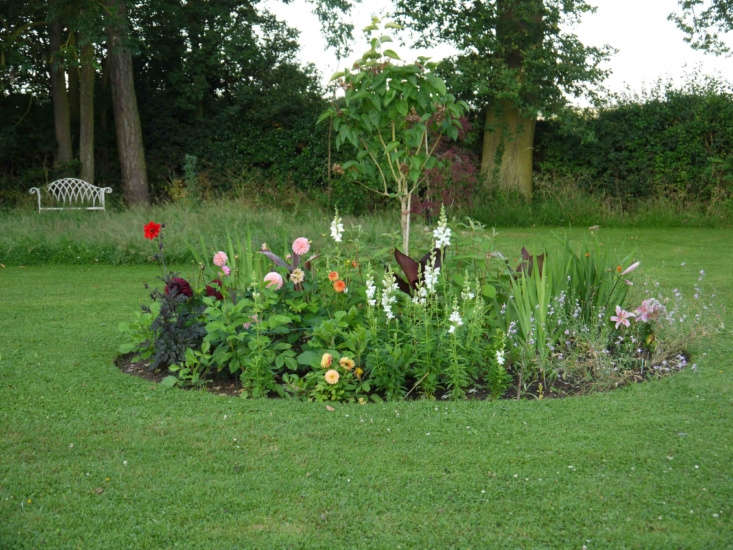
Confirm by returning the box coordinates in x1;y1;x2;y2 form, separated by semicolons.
165;277;193;298
144;221;161;240
205;278;224;301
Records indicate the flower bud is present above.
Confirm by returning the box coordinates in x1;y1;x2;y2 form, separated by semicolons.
320;353;333;368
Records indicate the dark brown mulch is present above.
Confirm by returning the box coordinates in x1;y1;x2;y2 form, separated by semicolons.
115;353;243;397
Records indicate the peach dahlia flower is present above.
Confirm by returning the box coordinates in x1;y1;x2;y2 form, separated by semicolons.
324;369;340;385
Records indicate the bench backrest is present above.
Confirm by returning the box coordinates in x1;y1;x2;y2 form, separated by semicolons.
29;178;112;211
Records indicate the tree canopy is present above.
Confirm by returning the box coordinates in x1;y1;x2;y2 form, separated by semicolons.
393;0;611;197
669;0;733;55
393;0;611;117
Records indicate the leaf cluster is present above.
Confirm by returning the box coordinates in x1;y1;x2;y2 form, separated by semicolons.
668;0;733;56
394;0;612;116
320;19;467;198
144;274;206;372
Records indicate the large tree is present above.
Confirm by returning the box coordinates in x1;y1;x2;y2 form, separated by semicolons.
47;9;72;166
395;0;610;197
73;2;102;184
1;0;355;203
669;0;733;55
104;0;149;205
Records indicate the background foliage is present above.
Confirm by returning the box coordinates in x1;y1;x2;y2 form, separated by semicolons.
1;2;731;224
0;0;349;206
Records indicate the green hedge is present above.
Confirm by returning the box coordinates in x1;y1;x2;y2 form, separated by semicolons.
534;77;733;201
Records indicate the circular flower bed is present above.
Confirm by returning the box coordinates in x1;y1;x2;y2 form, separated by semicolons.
118;212;718;401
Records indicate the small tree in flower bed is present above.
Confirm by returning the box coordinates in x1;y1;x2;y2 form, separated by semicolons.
319;18;467;256
119;215;718;401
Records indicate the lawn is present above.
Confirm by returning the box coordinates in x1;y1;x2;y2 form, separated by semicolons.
1;226;731;548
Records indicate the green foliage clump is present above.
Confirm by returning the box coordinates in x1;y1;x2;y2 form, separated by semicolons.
394;0;610;119
121;214;512;400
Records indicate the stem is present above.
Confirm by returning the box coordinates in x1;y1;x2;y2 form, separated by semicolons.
400;193;412;255
404;371;430;400
157;233;168;278
376;130;401;186
360;138;389;195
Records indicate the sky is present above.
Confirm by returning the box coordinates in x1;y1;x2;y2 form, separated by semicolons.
267;0;732;105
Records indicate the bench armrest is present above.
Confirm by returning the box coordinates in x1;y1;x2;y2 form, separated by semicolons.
29;187;41;211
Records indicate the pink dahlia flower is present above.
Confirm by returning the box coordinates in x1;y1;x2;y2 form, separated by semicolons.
264;271;284;290
213;251;228;267
292;237;310;256
222;265;231;276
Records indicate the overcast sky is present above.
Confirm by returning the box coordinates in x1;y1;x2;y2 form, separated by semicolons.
267;0;732;105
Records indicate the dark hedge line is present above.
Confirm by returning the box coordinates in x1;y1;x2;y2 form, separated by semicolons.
3;74;730;219
534;77;733;202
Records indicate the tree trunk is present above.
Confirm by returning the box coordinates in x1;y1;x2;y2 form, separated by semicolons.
79;42;95;184
105;0;149;205
400;193;412;256
49;20;73;166
68;37;80;132
482;0;543;198
480;101;536;198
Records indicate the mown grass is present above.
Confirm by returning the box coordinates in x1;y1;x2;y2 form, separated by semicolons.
1;221;731;548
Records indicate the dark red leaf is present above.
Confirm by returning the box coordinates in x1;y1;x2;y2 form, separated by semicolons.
393;247;445;294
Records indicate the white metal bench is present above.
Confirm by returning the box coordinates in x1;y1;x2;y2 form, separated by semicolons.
29;178;113;211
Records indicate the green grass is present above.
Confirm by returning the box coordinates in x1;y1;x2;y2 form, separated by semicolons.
1;226;732;548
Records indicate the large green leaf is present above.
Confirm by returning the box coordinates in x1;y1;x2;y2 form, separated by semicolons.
297;350;321;368
268;314;292;327
316;109;333;125
385;141;400;153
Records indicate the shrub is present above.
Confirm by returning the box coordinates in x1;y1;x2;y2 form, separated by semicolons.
320;18;466;255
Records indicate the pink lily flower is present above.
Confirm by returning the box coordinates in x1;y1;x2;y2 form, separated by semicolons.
621;261;640;276
610;305;635;329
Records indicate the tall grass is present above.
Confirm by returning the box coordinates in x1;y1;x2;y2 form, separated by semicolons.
0;201;405;266
467;175;733;228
